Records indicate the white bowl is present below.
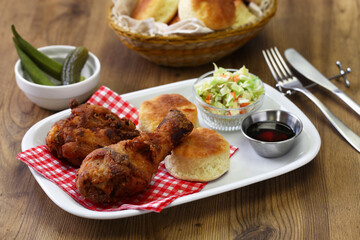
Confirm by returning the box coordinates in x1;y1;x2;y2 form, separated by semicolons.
15;45;100;111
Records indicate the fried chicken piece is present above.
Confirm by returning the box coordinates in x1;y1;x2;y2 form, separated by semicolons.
45;99;140;167
75;109;194;204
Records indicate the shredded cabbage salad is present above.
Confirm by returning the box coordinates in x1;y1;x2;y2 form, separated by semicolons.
195;64;264;115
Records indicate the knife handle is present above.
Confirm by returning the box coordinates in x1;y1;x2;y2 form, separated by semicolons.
296;88;360;152
333;89;360;116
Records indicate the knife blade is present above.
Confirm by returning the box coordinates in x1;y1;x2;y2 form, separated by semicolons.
284;48;360;116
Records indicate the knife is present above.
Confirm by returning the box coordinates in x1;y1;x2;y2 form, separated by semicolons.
284;48;360;116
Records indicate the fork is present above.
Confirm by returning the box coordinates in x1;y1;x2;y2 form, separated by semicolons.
262;47;360;152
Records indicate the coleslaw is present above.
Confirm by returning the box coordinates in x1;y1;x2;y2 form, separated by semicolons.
194;64;264;115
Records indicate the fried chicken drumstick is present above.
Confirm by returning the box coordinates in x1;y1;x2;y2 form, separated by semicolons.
46;99;139;167
75;109;194;204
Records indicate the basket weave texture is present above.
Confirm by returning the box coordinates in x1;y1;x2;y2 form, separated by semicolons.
108;0;277;67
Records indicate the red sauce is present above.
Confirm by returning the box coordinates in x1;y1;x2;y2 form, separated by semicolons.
245;121;295;142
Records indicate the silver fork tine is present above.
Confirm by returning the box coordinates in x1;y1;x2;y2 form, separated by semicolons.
262;50;281;82
266;49;285;80
262;49;285;92
270;48;288;79
273;47;293;77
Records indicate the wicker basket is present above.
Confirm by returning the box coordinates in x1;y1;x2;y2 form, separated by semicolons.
108;0;277;67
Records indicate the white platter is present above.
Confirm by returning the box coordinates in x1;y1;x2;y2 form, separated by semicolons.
21;79;321;219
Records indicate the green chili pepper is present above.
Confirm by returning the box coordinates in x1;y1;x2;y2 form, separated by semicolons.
61;46;89;85
13;38;54;86
11;24;62;80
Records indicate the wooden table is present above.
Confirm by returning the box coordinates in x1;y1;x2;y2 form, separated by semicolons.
1;0;359;239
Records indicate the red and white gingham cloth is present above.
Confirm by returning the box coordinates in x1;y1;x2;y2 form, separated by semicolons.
17;86;238;212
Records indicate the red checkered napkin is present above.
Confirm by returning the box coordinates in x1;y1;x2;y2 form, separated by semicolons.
17;86;239;213
87;86;139;125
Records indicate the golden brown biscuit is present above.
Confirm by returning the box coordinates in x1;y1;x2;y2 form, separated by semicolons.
139;94;199;132
178;0;236;30
131;0;179;24
165;127;230;182
169;13;180;25
248;0;262;5
232;0;257;28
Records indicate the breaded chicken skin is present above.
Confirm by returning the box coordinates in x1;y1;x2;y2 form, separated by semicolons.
46;99;139;167
75;110;194;204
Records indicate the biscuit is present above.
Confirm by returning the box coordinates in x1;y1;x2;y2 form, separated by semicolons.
165;127;230;182
178;0;236;30
169;13;180;25
232;0;257;28
131;0;179;24
139;94;199;132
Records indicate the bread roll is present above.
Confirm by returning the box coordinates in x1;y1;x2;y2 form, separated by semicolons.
232;0;256;28
248;0;262;5
165;127;230;182
131;0;179;24
178;0;236;30
169;13;180;25
139;94;199;132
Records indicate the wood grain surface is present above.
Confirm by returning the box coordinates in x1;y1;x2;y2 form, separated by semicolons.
1;0;359;239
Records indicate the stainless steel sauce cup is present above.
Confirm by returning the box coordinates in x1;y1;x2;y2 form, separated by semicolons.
241;110;303;158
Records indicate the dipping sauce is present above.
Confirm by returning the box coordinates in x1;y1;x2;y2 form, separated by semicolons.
245;121;295;142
